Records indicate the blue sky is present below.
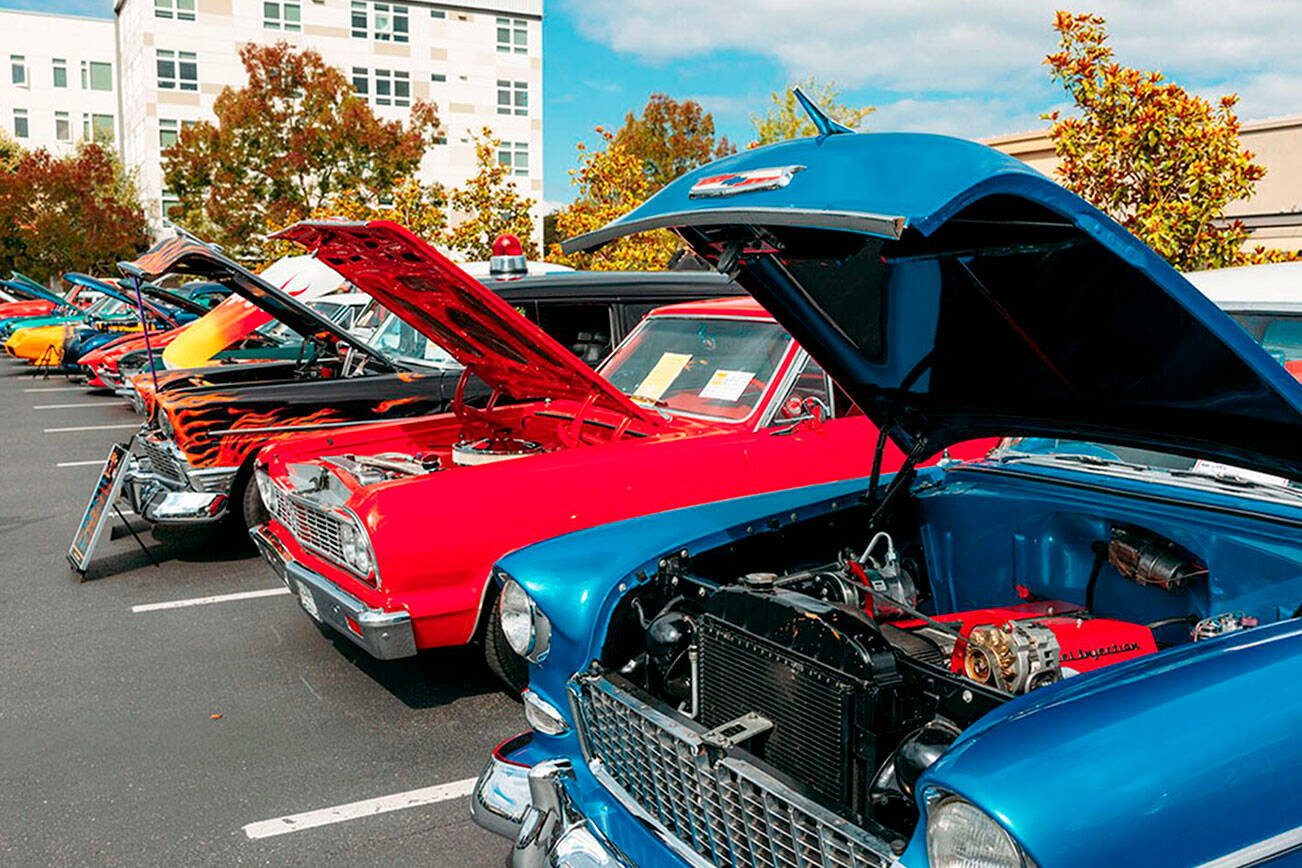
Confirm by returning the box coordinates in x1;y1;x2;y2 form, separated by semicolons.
11;0;1302;206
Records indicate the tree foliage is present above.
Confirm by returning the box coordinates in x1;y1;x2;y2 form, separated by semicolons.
615;94;735;189
163;42;438;260
0;143;148;283
444;127;538;260
1043;12;1281;270
750;78;874;146
549;127;681;271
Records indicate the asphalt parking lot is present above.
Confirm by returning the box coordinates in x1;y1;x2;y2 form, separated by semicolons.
0;363;519;865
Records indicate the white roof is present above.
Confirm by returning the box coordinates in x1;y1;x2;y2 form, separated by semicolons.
1186;261;1302;311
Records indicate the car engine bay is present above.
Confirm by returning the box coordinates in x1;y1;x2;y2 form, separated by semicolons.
591;468;1296;846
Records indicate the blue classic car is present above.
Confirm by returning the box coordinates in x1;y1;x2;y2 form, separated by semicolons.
469;118;1302;867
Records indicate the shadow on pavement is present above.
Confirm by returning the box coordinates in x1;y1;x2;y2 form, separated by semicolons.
326;634;515;710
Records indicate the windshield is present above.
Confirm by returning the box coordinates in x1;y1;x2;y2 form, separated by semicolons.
88;296;128;317
371;313;458;368
599;315;792;421
1228;312;1302;367
251;299;360;346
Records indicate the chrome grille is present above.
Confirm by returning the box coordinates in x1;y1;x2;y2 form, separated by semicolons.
273;493;346;566
140;437;186;484
574;675;891;868
190;469;238;494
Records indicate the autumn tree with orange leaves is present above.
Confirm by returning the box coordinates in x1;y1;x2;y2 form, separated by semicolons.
0;142;149;283
163;42;439;260
548;127;682;271
615;94;736;189
1044;11;1286;270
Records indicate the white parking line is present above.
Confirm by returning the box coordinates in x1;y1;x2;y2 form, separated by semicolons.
57;460;108;467
131;587;291;613
242;777;477;840
24;386;87;392
44;423;138;433
33;401;121;410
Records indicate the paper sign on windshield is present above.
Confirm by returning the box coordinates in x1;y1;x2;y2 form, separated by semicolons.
1192;459;1289;487
698;369;755;402
634;352;691;402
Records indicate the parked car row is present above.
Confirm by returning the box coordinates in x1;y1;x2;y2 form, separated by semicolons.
20;106;1302;868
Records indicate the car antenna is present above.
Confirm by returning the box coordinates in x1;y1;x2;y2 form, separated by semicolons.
792;86;857;137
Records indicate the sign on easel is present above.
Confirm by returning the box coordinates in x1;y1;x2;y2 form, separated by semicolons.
68;441;134;573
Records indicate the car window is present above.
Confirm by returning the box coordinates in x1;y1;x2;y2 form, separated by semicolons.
371;313;458;368
1230;313;1302;364
535;302;614;368
770;354;834;424
600;316;792;422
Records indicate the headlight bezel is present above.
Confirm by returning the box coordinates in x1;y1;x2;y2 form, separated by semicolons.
333;506;378;585
156;407;175;440
925;793;1035;868
498;575;551;663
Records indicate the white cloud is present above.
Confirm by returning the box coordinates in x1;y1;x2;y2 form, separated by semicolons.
561;0;1302;124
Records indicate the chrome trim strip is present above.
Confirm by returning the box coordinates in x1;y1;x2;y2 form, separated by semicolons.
561;207;907;254
1198;825;1302;868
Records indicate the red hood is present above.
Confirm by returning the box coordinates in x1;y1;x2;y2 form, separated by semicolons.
274;220;663;427
81;325;185;369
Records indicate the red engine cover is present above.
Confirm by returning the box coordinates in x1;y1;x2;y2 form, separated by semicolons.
897;600;1158;678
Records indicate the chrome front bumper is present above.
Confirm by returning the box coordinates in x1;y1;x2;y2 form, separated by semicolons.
250;523;417;660
123;459;228;525
472;736;630;868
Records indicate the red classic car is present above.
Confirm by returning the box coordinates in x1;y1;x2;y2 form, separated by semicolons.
250;221;991;685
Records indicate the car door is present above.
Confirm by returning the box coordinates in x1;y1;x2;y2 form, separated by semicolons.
741;351;881;494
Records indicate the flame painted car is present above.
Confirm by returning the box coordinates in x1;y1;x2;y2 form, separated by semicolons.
469;126;1302;868
55;282;211;375
248;221;992;684
109;236;735;531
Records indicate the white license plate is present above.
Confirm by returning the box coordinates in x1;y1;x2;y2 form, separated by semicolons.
296;581;320;621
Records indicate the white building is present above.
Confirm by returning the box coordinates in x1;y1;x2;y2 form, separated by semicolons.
0;1;543;239
0;10;118;155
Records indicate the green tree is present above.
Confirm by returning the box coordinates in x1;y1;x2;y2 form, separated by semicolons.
749;78;873;146
0;143;148;283
443;127;537;260
615;94;735;189
1044;11;1277;270
163;41;439;260
549;127;682;271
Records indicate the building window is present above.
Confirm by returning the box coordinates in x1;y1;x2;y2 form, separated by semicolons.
498;141;528;176
370;69;410;107
81;61;112;91
159;118;196;149
351;67;368;97
52;58;67;88
264;1;301;31
161;189;180;219
84;113;114;144
54;111;70;142
11;55;26;86
496;17;526;54
351;2;407;42
12;108;27;139
429;8;444;18
157;50;197;91
432;135;447;145
497;80;527;116
430;72;446;83
155;0;196;20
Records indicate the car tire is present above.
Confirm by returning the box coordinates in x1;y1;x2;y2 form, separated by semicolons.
238;471;269;530
483;600;528;694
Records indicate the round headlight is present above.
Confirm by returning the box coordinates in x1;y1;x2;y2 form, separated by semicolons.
157;409;174;440
254;471;278;513
499;579;536;657
927;797;1027;868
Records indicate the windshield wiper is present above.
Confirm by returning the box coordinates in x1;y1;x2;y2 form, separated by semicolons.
1158;467;1302;500
997;451;1149;472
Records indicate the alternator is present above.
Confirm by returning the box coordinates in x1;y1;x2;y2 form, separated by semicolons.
963;622;1062;694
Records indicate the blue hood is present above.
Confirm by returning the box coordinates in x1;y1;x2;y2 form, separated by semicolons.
62;272;134;307
564;132;1302;479
4;273;67;308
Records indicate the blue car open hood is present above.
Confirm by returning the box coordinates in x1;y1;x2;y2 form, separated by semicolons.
564;132;1302;478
